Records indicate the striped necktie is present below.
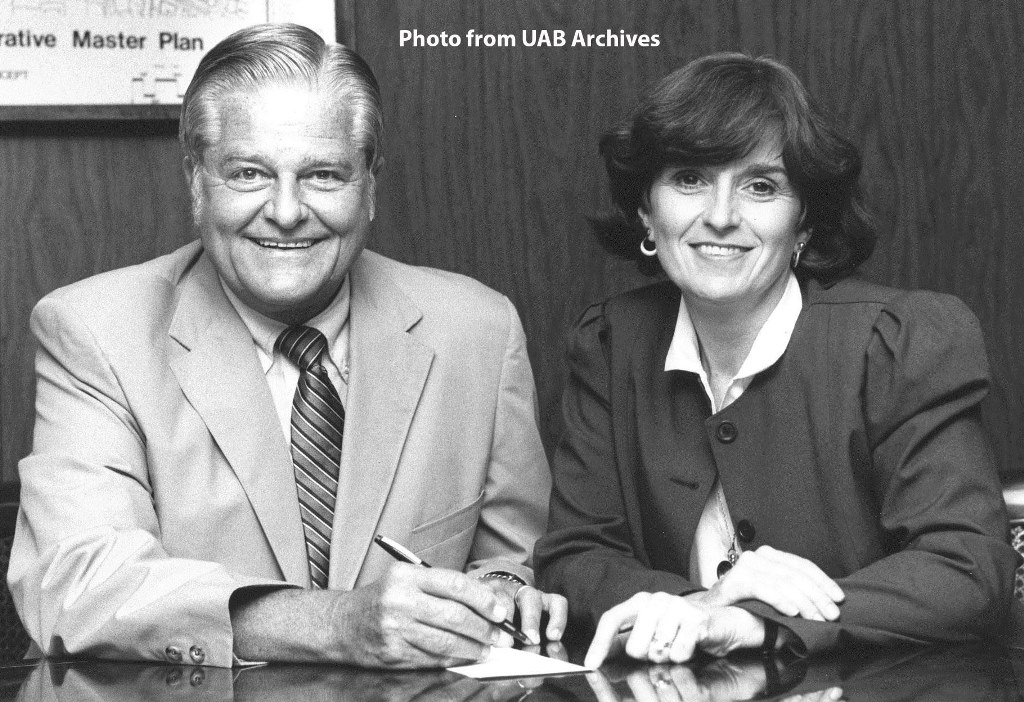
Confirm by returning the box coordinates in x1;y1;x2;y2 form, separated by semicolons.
276;326;345;589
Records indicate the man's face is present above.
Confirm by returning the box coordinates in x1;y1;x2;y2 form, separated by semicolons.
189;83;375;325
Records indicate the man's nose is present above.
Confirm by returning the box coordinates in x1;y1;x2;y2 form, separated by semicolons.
703;186;740;231
263;177;308;229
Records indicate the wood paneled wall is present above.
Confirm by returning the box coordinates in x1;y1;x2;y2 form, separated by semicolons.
2;1;1023;483
348;0;1024;476
0;122;193;484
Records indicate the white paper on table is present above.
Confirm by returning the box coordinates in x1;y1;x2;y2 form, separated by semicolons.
447;647;591;679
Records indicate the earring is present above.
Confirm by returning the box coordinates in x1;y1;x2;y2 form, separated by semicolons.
791;241;807;269
640;231;657;257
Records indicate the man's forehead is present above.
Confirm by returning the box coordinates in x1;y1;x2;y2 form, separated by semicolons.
206;84;356;149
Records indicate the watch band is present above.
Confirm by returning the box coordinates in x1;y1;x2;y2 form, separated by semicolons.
478;570;528;586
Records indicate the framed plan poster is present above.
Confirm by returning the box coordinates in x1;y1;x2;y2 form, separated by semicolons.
0;0;334;119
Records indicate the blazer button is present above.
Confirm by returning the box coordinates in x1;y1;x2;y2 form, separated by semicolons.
736;520;755;543
716;421;738;444
165;645;183;662
190;668;206;686
189;645;205;663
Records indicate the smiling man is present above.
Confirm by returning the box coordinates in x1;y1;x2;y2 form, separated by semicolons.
9;24;564;668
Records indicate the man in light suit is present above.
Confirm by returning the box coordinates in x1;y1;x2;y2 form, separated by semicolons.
9;23;565;668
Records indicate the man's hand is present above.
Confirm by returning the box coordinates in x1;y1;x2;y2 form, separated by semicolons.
583;592;766;668
341;564;514;667
234;663;549;702
689;545;844;622
480;578;569;644
231;563;514;668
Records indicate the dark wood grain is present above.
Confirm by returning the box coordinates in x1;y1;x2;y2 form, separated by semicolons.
354;0;1024;474
2;0;1024;483
0;128;193;482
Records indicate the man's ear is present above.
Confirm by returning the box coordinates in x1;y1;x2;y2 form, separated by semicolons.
367;172;377;222
182;157;197;188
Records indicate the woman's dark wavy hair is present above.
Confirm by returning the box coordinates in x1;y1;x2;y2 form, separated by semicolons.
594;53;875;282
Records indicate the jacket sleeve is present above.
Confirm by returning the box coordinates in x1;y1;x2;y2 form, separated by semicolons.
744;291;1018;652
8;295;290;668
535;304;698;630
464;296;551;585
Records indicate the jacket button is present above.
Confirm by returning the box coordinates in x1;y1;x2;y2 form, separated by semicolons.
716;421;738;443
189;645;205;663
190;668;206;686
165;645;183;662
737;520;756;543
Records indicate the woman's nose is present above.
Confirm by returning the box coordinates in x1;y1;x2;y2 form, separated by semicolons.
703;187;740;231
263;178;308;229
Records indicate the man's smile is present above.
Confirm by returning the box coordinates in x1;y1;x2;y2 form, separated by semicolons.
250;238;318;250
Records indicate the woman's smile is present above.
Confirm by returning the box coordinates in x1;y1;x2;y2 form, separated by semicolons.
690;242;754;258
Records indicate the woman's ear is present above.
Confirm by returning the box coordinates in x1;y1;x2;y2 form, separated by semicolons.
797;202;810;235
796;227;812;248
638;207;650;230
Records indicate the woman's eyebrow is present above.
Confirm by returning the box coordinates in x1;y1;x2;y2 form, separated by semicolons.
742;163;789;178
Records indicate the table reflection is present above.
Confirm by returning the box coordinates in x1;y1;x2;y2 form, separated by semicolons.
580;643;1023;702
1;643;1021;701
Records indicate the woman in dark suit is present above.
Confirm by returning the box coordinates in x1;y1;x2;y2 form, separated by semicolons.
534;53;1017;667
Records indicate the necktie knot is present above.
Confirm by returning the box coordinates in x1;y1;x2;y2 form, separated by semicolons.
276;326;329;372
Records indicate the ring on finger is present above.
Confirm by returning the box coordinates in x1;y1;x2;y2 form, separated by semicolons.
650;637;673;657
513;584;531;605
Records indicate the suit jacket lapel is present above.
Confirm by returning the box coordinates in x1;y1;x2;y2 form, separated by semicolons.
168;252;309;585
332;252;434;590
629;293;716;538
630;292;685;480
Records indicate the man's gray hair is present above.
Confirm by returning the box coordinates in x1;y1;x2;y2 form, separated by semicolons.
179;23;384;175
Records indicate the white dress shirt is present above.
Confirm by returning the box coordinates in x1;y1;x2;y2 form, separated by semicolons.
221;278;351;444
664;273;803;587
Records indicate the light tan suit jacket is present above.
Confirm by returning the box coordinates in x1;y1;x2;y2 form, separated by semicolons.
9;240;550;667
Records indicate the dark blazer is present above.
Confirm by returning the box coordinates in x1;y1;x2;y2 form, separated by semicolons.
535;276;1017;653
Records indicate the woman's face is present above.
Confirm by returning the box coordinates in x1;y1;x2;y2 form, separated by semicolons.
639;140;809;313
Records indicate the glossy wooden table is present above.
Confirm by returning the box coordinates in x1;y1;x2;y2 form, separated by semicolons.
0;643;1021;701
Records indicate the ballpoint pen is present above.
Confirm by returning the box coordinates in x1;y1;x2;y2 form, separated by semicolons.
374;534;533;646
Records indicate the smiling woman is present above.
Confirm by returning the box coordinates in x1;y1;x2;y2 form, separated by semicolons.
535;52;1016;668
639;140;806;329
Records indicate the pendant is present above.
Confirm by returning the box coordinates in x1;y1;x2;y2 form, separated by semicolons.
716;544;739;579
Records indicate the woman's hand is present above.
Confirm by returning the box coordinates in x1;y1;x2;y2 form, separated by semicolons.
481;579;568;645
690;545;845;622
585;661;843;702
584;592;765;668
586;659;767;702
